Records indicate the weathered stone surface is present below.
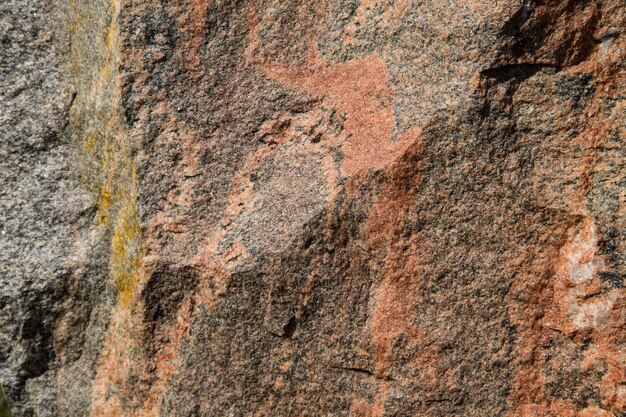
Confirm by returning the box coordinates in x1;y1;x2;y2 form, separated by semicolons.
1;0;624;416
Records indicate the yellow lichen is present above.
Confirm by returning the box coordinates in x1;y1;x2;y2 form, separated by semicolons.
110;163;143;307
83;129;100;153
70;0;144;307
96;183;112;224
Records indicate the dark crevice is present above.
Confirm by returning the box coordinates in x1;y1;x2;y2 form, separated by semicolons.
335;366;373;376
282;315;298;338
331;366;395;381
581;289;610;300
67;91;77;115
480;63;561;82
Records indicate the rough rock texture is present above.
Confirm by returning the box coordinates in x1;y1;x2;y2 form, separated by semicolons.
1;0;625;416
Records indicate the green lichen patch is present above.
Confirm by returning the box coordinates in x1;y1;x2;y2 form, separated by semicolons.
0;386;12;417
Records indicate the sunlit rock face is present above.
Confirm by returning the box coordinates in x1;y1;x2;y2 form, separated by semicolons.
1;0;624;416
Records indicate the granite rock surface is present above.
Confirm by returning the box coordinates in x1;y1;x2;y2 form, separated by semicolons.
1;0;624;416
